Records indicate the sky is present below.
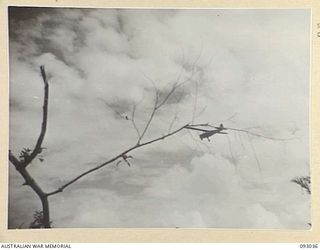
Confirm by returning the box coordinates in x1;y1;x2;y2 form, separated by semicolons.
8;7;310;229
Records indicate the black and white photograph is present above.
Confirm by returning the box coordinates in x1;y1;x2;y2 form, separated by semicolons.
8;7;310;229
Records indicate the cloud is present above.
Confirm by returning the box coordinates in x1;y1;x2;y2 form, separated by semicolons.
46;154;309;228
8;8;310;229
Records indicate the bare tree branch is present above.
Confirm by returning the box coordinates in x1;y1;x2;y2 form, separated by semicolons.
22;65;49;167
8;66;51;228
167;90;184;134
168;113;179;134
184;125;210;132
195;105;207;119
141;72;158;93
47;124;189;196
9;150;46;196
156;52;204;110
137;51;206;143
138;92;159;143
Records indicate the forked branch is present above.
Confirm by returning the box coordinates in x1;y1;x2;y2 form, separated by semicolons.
8;66;51;228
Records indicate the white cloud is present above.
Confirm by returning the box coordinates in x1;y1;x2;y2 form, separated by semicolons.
8;8;310;229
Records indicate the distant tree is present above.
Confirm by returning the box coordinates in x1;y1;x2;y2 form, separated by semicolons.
291;176;311;194
291;175;311;227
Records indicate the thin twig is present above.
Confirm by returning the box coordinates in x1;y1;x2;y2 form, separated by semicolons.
247;135;261;172
168;113;178;134
226;135;238;172
191;81;199;124
141;72;158;93
195;105;207;119
156;83;178;109
237;131;246;150
167;90;184;134
139;60;198;142
131;104;141;139
156;51;204;110
226;127;296;141
138;92;159;143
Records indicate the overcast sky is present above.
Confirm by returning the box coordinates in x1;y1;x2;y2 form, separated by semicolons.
8;7;310;229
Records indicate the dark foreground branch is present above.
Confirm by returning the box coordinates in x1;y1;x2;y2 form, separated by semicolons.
23;65;49;167
47;124;189;196
8;66;51;228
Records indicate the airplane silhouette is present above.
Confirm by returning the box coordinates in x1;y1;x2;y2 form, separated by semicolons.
186;123;227;141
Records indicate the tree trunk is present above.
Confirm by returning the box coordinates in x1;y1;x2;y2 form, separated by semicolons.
41;195;50;228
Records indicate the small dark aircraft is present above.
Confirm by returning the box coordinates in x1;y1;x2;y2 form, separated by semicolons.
186;123;228;141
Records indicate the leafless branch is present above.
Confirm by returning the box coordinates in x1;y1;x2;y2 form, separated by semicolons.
21;65;49;167
139;63;195;142
47;124;189;196
195;105;207;119
130;104;141;139
156;51;205;110
8;67;49;185
137;51;205;143
191;81;199;124
225;127;296;141
138;92;159;143
141;72;159;94
8;66;51;228
185;126;210;132
167;90;184;134
156;84;178;109
189;45;203;76
168;113;179;134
